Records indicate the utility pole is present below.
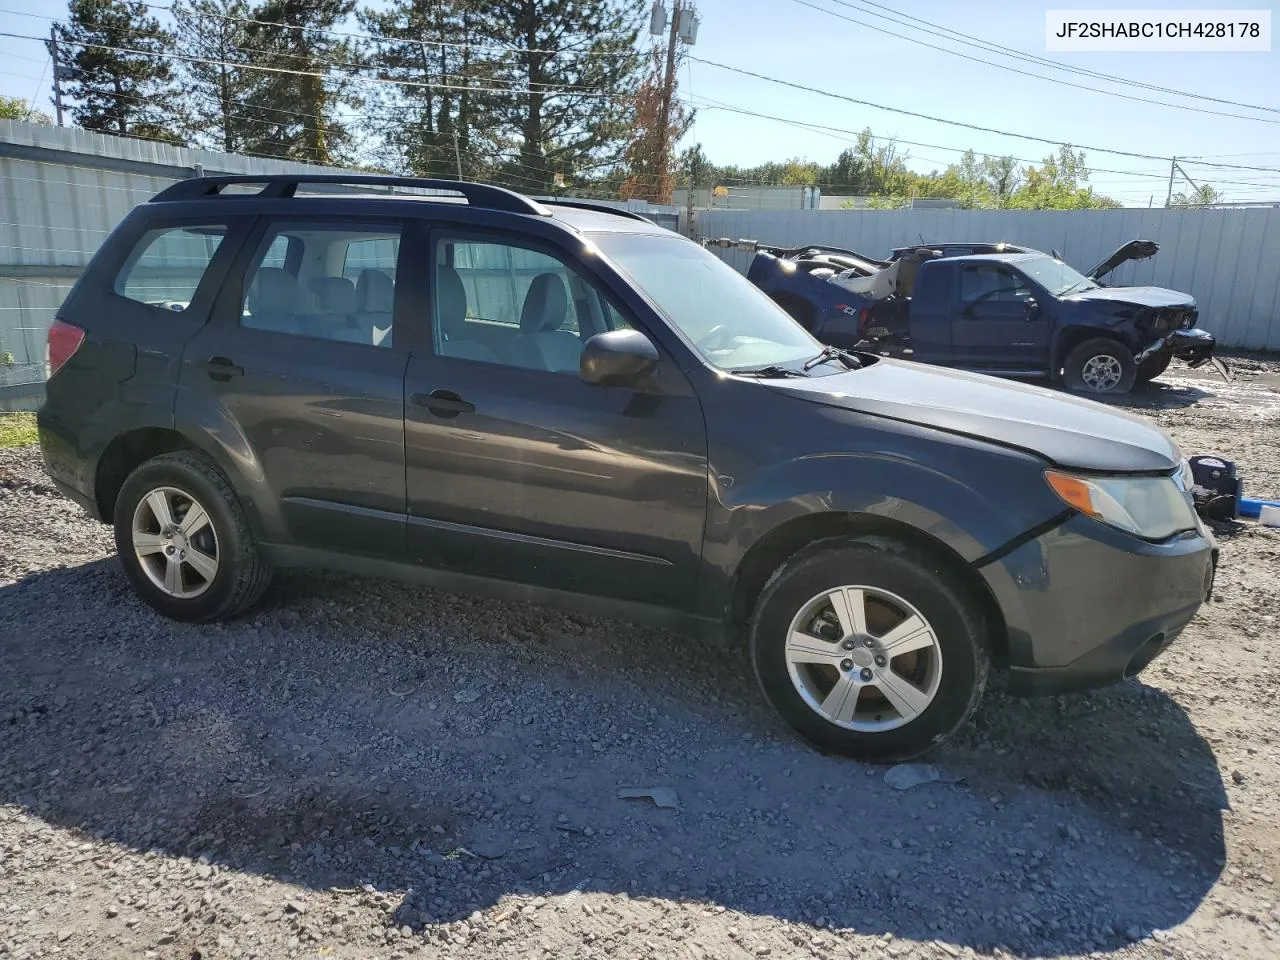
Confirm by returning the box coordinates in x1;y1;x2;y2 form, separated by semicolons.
1165;155;1177;207
650;1;699;204
46;26;65;127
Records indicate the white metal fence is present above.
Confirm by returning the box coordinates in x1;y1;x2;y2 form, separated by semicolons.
697;206;1280;351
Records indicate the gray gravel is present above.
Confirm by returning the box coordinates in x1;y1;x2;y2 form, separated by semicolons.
2;360;1279;960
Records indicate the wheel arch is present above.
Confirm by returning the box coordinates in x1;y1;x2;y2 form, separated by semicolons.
726;511;1009;666
94;427;197;524
1052;326;1133;377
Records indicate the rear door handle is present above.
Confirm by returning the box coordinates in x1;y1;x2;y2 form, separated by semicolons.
412;390;475;418
202;357;244;381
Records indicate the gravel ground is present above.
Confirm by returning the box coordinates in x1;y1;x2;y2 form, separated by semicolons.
2;360;1278;960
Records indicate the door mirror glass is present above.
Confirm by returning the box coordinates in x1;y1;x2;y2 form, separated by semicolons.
581;329;659;386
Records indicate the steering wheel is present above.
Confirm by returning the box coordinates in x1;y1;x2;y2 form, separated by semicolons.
698;324;738;351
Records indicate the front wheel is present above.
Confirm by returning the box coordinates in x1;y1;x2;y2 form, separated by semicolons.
749;538;989;762
114;451;272;622
1062;338;1137;395
1136;351;1172;383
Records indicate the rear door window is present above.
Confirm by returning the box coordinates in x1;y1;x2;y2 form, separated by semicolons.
114;224;228;312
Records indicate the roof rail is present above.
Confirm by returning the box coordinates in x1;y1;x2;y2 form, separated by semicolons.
150;175;551;216
536;198;656;223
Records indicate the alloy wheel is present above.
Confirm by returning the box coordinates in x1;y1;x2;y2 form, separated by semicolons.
784;585;943;732
1081;354;1123;392
131;486;220;599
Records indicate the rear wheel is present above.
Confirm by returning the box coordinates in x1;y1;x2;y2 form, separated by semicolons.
749;537;989;762
1136;351;1172;383
1063;338;1137;395
114;451;272;622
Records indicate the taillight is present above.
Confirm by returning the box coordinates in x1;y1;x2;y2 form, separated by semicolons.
857;308;871;335
46;319;85;379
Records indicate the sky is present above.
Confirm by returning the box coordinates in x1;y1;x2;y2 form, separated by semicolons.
1;0;1278;206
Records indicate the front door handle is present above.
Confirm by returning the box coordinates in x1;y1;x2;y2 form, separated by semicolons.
412;389;475;418
203;356;244;381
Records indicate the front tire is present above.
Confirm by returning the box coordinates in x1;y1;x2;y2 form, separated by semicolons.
114;451;272;622
1063;338;1137;395
749;537;989;762
1136;351;1172;383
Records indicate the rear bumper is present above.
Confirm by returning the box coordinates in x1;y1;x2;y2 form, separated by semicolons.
37;407;102;521
980;513;1216;696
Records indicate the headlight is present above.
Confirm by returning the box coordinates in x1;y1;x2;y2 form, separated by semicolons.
1045;469;1199;540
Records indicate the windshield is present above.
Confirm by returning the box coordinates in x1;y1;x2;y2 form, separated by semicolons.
1016;255;1097;296
590;232;821;371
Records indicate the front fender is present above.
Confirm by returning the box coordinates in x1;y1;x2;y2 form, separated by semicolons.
694;428;1066;620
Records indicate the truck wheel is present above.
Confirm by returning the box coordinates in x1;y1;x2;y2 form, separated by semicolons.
114;451;273;623
1063;338;1137;395
749;537;989;762
1136;352;1172;383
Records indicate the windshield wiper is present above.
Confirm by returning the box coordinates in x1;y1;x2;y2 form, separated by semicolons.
1059;278;1093;297
732;364;810;378
803;345;862;371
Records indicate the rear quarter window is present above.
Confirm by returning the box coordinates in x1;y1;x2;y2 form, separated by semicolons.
113;225;228;312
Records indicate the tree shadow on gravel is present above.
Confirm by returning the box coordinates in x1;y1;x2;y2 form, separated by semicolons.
0;559;1228;958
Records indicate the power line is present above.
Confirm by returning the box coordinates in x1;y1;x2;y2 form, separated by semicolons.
687;55;1280;175
823;0;1280;117
0;29;628;100
788;0;1280;126
141;3;640;60
688;95;1280;192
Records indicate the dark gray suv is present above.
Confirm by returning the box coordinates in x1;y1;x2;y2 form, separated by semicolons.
38;175;1217;760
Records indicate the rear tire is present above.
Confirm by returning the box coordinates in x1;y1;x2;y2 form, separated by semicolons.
114;451;272;622
748;537;989;762
1063;338;1137;395
1136;352;1172;383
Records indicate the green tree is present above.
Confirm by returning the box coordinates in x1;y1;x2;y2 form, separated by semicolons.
241;0;356;163
357;0;504;180
485;0;645;194
1171;183;1224;206
0;95;52;124
1008;146;1118;209
172;0;260;153
55;0;181;141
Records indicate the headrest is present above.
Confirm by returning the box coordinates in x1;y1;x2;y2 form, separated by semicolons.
308;276;357;314
436;265;468;334
248;267;300;315
356;269;395;313
519;272;569;334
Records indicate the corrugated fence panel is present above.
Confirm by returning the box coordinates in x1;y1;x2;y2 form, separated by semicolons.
697;207;1280;349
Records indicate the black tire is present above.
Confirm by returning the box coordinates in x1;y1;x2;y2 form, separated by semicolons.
1062;338;1137;395
1136;351;1172;383
113;450;272;622
748;537;989;762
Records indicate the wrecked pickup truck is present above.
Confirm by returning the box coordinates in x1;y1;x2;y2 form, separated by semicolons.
726;237;1228;395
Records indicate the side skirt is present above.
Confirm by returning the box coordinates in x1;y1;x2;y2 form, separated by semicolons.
263;543;726;645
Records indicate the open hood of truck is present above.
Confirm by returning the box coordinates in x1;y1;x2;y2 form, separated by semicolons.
1086;239;1159;281
767;359;1181;473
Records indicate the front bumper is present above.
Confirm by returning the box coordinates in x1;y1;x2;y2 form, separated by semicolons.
1170;327;1217;365
980;513;1216;696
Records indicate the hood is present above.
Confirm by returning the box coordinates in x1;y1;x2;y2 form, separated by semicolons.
1067;285;1195;309
1086;239;1159;281
767;360;1181;473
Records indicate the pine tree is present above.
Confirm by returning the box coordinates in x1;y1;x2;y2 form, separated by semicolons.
485;0;645;194
55;0;181;142
240;0;356;164
356;0;503;180
171;0;261;154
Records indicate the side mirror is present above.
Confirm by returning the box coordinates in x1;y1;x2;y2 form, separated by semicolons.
580;329;659;386
1024;296;1039;319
